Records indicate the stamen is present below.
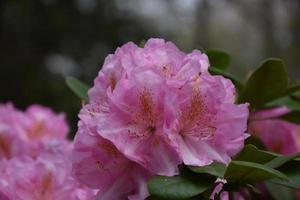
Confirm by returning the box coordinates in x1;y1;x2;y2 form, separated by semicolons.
0;134;10;159
27;121;45;139
100;142;119;157
110;72;117;92
178;90;216;140
135;88;157;126
95;160;106;171
41;173;52;195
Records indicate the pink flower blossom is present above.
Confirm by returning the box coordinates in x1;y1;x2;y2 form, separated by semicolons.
0;141;95;200
88;39;210;101
72;107;151;200
97;69;182;175
23;105;69;141
0;103;69;159
0;103;28;160
249;107;300;155
165;74;249;166
72;38;249;198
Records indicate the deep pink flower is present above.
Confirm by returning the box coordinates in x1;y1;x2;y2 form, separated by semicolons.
72;107;150;200
249;107;300;155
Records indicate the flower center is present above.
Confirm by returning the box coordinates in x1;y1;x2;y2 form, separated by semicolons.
0;134;10;159
27;121;46;139
178;90;215;140
110;72;117;92
40;173;53;196
129;88;158;138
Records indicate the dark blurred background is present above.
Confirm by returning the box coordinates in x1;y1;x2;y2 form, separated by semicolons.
1;0;299;138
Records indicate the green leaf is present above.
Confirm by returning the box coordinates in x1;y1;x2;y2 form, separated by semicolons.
209;67;244;95
206;49;231;70
234;145;279;164
265;152;300;169
270;160;300;189
139;39;146;48
65;76;89;101
290;94;300;103
285;83;300;95
224;160;288;183
265;182;297;200
148;174;214;200
279;110;300;124
245;136;266;150
238;58;289;109
267;96;300;111
188;162;227;178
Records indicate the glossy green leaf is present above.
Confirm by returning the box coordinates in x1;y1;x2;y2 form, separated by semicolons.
234;145;280;164
224;161;288;183
291;94;300;103
206;49;231;70
267;96;300;111
265;182;297;200
245;136;266;150
148;174;214;200
188;162;227;178
234;145;299;171
285;83;300;95
279;111;300;124
238;58;289;109
265;152;300;169
65;76;89;101
270;161;300;189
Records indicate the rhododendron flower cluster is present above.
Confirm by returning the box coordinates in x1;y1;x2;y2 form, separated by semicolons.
0;103;68;159
72;38;249;199
249;107;300;155
0;103;94;200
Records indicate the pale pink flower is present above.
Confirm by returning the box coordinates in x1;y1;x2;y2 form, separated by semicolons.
0;103;70;159
0;103;28;160
249;107;300;155
211;186;246;200
21;104;70;157
0;141;94;200
72;108;150;200
22;104;69;141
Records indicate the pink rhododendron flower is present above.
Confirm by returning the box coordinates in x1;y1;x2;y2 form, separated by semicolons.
0;141;95;200
0;103;69;159
165;74;249;166
0;103;28;160
72;38;249;199
21;104;70;157
0;103;94;200
22;104;69;141
72;107;151;200
210;180;246;200
249;107;300;155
